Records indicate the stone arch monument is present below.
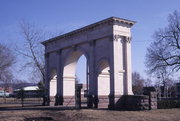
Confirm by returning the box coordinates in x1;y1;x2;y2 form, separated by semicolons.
42;17;135;108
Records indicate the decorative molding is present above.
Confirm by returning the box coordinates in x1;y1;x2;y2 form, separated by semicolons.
98;72;110;77
63;76;76;80
100;72;110;75
118;70;125;73
113;35;123;41
126;37;131;43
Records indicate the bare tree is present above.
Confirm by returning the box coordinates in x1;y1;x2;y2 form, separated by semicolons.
16;21;46;83
144;78;152;87
0;43;14;83
145;10;180;73
16;21;64;84
155;68;174;98
0;43;15;101
132;72;145;95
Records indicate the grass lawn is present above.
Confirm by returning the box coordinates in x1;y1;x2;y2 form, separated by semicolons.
0;105;180;121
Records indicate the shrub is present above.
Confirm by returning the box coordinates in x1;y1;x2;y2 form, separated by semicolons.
158;100;180;109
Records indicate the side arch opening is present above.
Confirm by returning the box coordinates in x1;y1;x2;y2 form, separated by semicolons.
49;69;57;97
97;59;110;108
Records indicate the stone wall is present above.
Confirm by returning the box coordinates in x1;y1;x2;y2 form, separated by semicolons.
47;92;157;110
115;95;149;110
114;92;157;110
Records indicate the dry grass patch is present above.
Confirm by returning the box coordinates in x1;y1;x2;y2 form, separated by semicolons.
0;107;179;121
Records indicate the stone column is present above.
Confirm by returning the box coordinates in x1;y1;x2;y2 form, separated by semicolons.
56;50;63;105
113;35;124;96
44;53;50;106
88;40;97;108
108;35;115;109
111;35;125;109
125;37;133;95
123;37;133;95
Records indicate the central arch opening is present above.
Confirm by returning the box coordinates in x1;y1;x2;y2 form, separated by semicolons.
63;50;88;107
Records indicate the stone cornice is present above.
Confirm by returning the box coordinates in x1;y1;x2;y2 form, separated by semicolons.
42;17;136;45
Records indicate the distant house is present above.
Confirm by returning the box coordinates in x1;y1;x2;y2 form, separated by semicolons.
0;86;13;97
14;86;42;98
0;87;13;93
0;90;10;97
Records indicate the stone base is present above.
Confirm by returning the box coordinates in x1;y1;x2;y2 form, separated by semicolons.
98;96;109;109
48;96;64;106
46;93;157;111
63;96;75;107
81;94;88;108
49;96;56;106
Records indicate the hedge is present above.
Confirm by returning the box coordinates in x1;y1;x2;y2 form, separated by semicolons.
158;100;180;109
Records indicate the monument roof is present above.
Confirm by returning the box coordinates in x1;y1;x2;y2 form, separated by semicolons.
42;17;136;45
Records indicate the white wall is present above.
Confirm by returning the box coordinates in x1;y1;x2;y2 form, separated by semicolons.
98;72;110;96
50;78;57;96
97;60;110;96
63;77;75;96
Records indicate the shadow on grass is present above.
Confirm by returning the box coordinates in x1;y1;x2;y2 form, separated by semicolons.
24;117;54;121
0;104;93;112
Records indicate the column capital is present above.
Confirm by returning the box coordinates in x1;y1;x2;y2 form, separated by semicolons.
113;35;131;43
113;34;122;41
125;36;131;43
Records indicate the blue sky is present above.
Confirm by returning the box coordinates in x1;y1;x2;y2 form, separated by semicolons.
1;0;180;83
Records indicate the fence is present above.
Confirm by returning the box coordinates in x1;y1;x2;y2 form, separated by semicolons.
0;97;43;106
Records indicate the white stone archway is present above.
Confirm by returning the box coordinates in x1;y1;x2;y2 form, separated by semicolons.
42;17;135;108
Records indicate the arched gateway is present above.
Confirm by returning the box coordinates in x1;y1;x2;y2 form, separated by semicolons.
42;17;135;109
